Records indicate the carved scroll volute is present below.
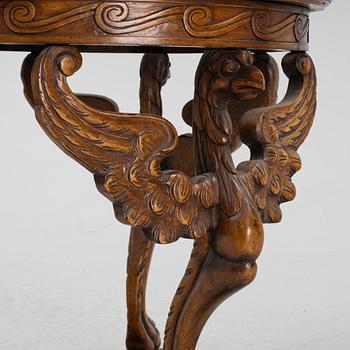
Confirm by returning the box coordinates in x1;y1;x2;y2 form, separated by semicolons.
127;228;160;350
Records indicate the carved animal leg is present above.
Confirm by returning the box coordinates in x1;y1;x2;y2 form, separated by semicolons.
164;201;263;350
127;228;160;350
126;53;170;350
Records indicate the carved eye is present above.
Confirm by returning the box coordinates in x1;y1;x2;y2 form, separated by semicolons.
221;60;239;76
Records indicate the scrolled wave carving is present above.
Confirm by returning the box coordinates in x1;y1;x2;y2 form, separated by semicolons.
252;10;309;42
94;2;184;34
3;0;185;35
4;0;99;33
183;6;253;38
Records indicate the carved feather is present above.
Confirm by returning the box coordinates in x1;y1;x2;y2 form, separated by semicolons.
28;46;219;244
238;53;316;223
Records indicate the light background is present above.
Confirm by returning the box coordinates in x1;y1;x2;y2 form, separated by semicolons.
0;2;349;349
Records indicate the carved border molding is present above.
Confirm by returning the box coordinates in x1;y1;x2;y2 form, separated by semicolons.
0;0;310;51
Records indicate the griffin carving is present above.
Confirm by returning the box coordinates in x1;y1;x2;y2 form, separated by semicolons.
22;45;317;350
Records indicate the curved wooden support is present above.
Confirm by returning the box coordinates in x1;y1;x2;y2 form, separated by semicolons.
164;49;266;350
127;228;160;350
21;51;38;107
139;53;170;116
164;242;258;350
21;53;120;114
126;53;170;350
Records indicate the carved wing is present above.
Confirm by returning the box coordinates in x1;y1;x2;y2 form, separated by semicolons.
238;52;316;223
27;46;219;244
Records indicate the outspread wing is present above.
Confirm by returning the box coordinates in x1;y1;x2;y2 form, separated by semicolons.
238;53;316;223
27;46;219;244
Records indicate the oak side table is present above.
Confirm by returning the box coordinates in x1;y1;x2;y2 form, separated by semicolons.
0;0;332;349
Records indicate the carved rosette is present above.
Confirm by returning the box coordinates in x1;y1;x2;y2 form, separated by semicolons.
1;0;310;50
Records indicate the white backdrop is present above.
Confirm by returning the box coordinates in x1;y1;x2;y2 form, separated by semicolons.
0;2;349;349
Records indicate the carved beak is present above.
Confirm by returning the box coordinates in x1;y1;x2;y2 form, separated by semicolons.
231;65;265;101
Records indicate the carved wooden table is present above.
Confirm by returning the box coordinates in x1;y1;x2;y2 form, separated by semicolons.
1;0;332;349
